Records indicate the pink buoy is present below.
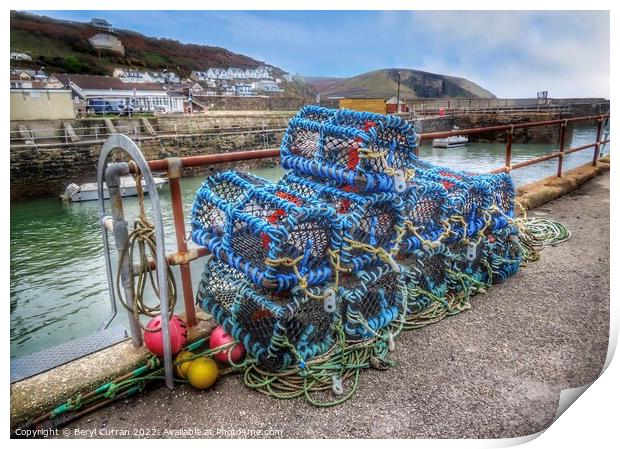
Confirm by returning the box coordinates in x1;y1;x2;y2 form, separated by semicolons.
143;315;188;357
209;326;246;363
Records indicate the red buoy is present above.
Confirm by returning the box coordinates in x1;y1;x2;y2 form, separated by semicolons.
143;315;188;357
209;326;246;363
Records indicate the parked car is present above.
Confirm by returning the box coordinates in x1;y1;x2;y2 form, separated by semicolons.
87;99;125;115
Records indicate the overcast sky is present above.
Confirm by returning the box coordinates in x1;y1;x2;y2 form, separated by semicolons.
29;10;610;98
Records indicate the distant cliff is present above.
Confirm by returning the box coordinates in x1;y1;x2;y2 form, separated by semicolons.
306;68;496;99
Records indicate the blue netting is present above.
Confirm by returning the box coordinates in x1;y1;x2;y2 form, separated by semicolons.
197;257;340;371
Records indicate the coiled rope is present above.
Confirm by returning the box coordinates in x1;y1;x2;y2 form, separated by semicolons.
115;169;177;331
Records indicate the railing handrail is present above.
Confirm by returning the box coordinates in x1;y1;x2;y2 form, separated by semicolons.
137;114;608;171
419;114;608;140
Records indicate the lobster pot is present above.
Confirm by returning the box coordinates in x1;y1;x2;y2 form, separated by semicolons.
417;169;494;240
191;171;343;292
294;106;419;160
400;180;452;255
281;117;411;193
341;263;406;340
486;224;522;283
330;108;418;162
197;258;340;371
483;172;516;229
280;173;406;270
445;238;491;294
419;168;516;234
191;171;270;245
401;245;453;314
294;105;337;123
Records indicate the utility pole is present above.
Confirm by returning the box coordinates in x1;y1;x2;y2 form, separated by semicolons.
396;71;401;114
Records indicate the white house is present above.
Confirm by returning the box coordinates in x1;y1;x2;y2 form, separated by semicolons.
283;73;293;82
189;71;207;82
255;66;271;79
53;74;183;113
235;83;254;96
253;80;284;93
113;68;153;83
148;71;181;84
90;18;114;32
191;68;233;81
227;68;246;79
89;33;125;55
245;69;262;80
208;68;227;80
10;52;32;61
11;68;49;81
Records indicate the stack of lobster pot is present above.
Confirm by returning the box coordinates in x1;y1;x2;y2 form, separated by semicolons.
191;171;345;371
190;105;521;371
278;106;420;341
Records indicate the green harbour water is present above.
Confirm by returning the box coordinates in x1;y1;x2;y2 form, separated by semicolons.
10;125;608;359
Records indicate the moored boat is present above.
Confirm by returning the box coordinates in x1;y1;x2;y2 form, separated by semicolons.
432;127;469;148
60;175;168;202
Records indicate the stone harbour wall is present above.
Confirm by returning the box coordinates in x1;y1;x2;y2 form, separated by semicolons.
10;111;592;201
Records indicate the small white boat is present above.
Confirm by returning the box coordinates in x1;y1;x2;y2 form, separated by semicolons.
432;127;469;148
61;175;168;202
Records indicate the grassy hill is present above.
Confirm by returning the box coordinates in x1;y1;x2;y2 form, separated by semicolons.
10;11;286;78
307;69;495;99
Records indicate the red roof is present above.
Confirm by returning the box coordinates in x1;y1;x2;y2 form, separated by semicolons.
52;73;166;91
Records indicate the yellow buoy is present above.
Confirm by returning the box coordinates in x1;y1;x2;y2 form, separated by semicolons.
187;357;219;390
174;350;194;379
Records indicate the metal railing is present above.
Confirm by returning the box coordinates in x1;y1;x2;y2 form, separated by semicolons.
418;114;610;175
10;123;287;147
411;104;572;117
98;113;609;389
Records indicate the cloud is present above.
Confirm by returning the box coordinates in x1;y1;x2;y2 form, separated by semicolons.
25;10;609;98
404;11;610;98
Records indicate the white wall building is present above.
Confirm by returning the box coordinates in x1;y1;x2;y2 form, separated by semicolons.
114;68;181;84
227;67;246;79
53;74;183;113
90;18;114;32
10;52;32;61
253;79;284;93
235;84;254;96
113;68;153;83
89;33;125;55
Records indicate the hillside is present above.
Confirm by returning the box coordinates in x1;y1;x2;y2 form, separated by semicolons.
306;69;495;99
9;11;286;79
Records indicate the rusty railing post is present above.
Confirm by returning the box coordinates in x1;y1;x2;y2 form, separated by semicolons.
592;116;604;166
556;120;567;178
505;125;514;172
167;157;197;327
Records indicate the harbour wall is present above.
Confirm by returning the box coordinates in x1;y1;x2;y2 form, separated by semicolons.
10;111;585;201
